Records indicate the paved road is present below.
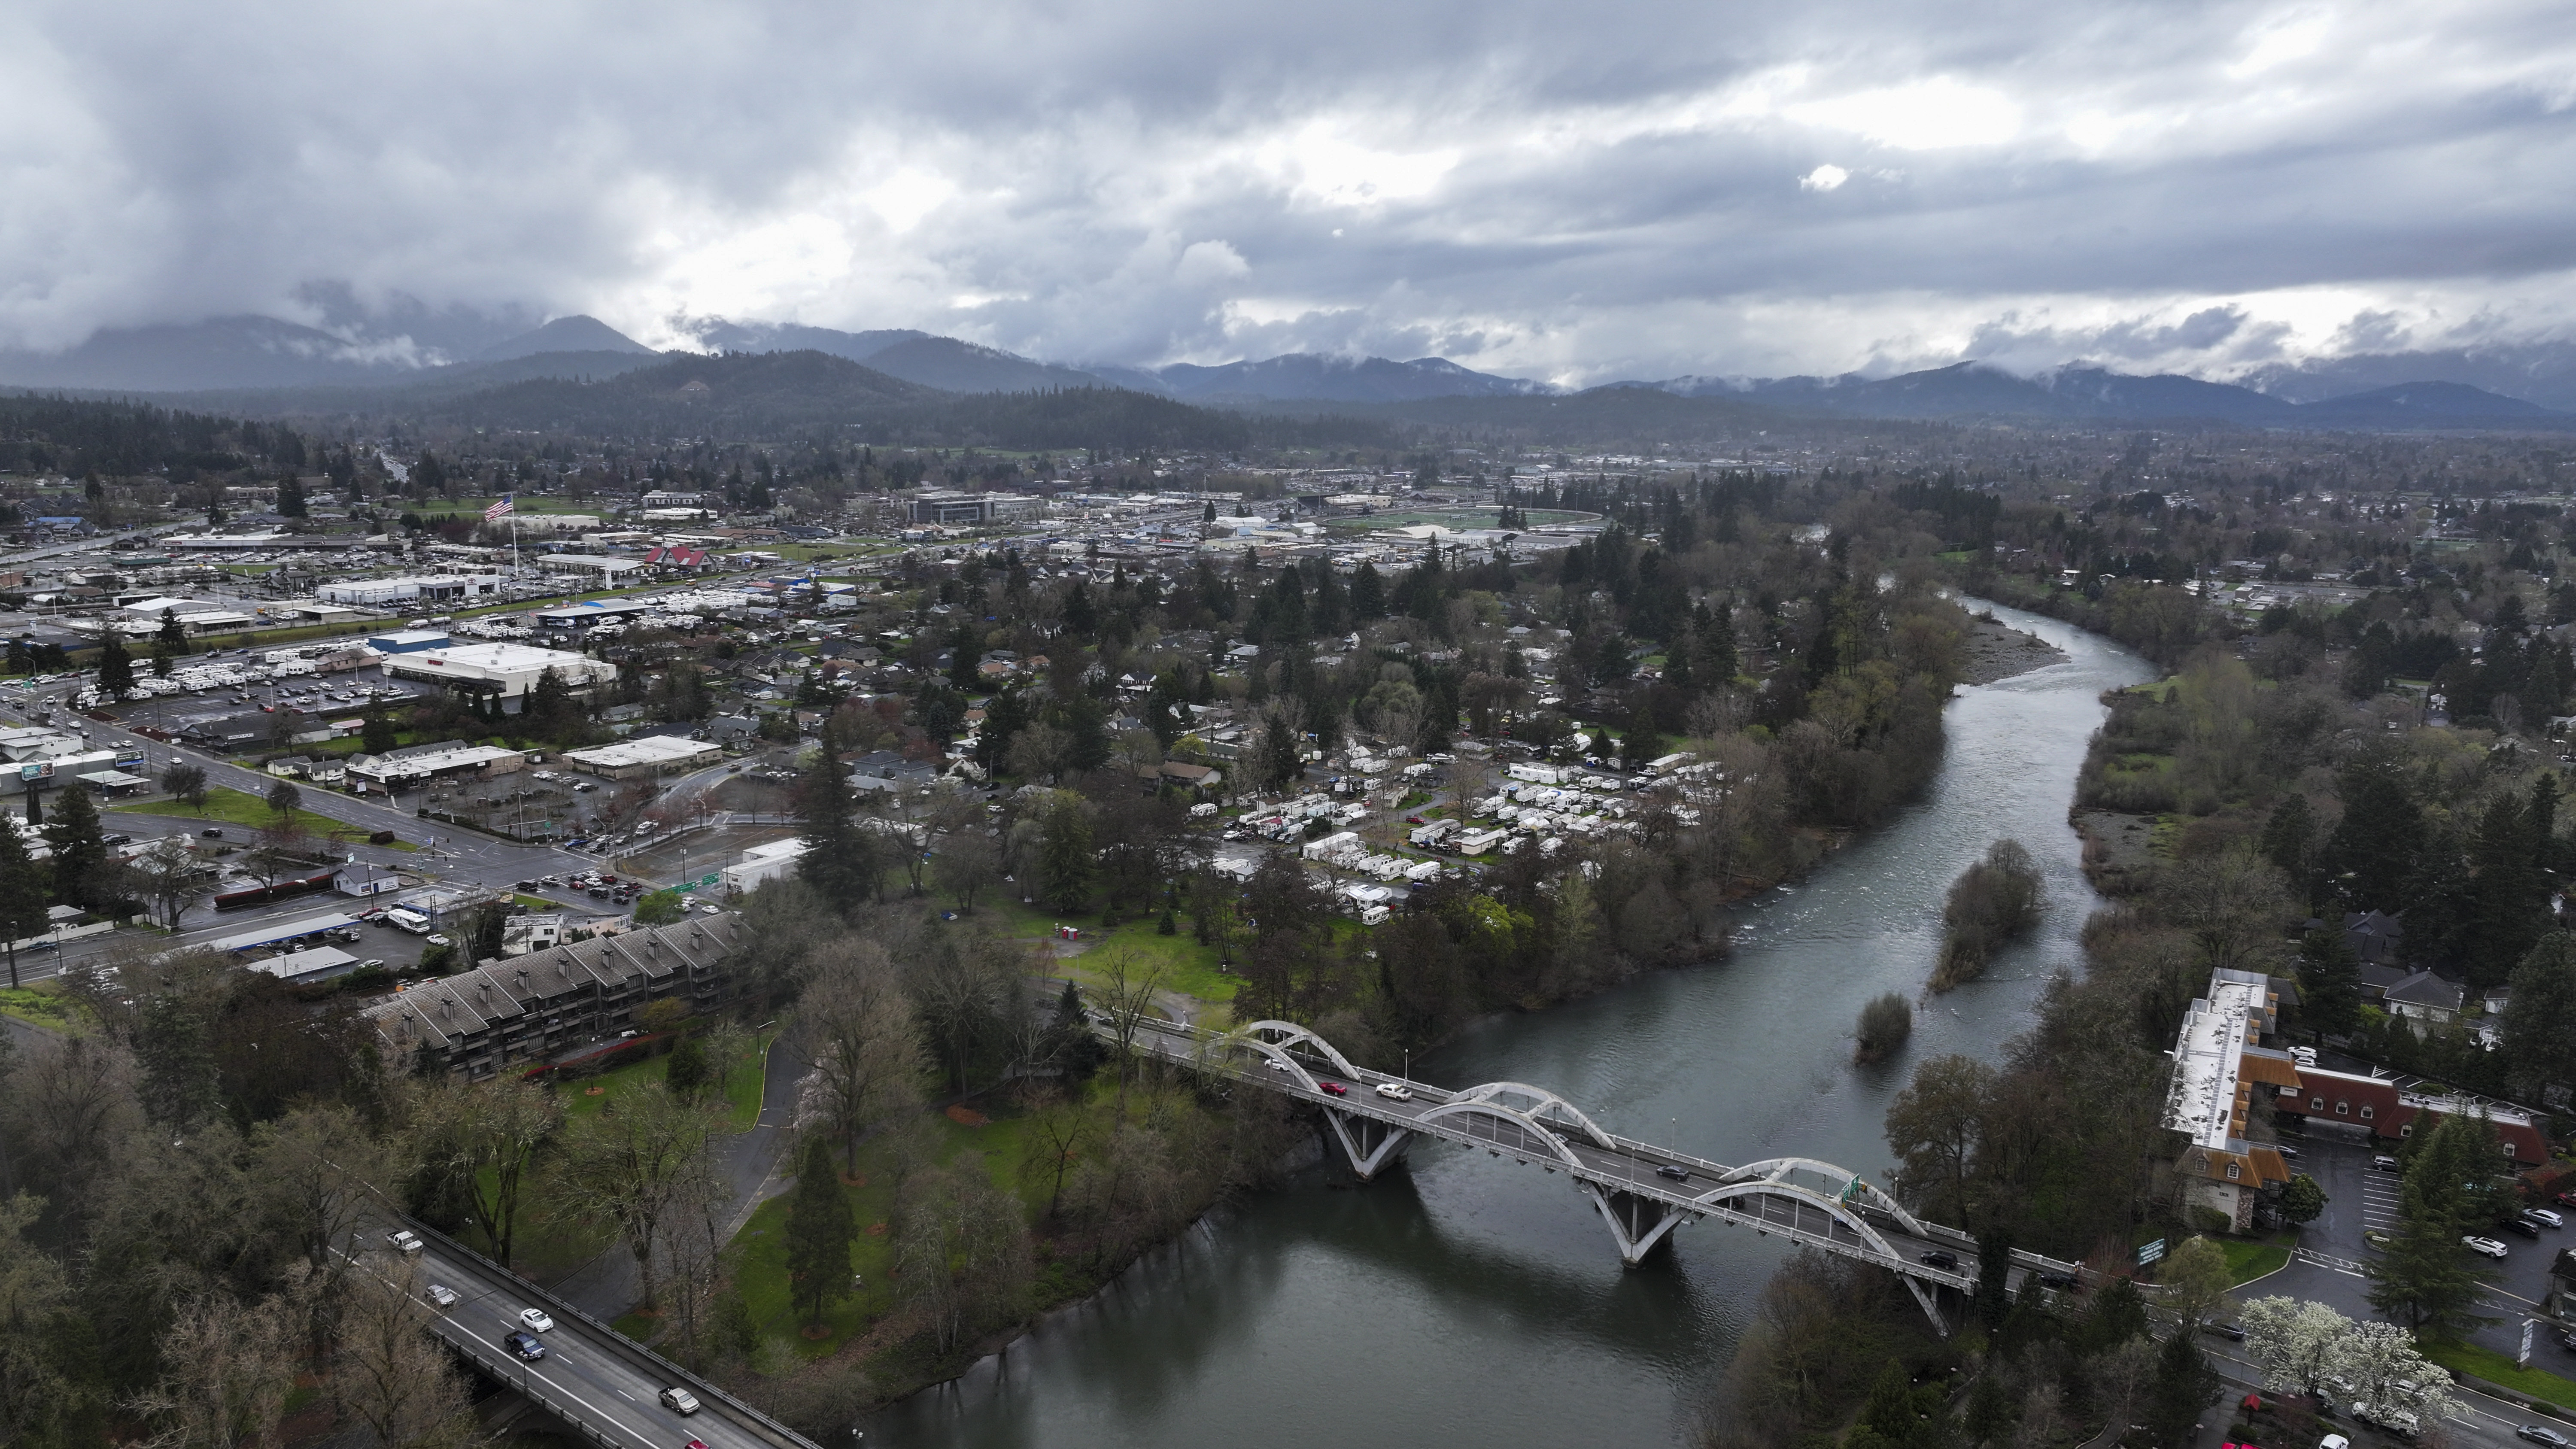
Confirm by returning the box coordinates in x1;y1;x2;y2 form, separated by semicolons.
2202;1336;2552;1449
371;1225;812;1449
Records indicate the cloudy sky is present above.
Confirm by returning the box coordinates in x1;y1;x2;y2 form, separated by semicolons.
6;0;2575;383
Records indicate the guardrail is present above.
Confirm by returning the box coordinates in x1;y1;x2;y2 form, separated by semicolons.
402;1218;822;1449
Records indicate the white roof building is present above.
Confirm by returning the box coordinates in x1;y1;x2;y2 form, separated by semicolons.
380;642;618;702
564;735;724;779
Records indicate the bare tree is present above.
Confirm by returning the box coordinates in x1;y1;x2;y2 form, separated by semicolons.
416;1075;562;1269
249;1103;386;1297
558;1081;723;1308
329;1261;474;1449
0;1193;79;1443
931;830;1002;913
791;939;924;1167
2;1031;143;1200
892;1152;1033;1356
128;1291;302;1449
1093;948;1168;1119
129;836;207;932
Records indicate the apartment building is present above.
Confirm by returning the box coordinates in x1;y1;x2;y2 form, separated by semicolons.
366;911;744;1079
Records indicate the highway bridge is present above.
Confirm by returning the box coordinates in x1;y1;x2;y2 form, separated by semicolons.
1116;1016;2089;1334
380;1218;823;1449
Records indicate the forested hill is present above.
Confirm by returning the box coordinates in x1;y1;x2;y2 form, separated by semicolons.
0;393;315;477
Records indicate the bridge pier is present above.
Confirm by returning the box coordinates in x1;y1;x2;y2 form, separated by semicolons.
1321;1109;1414;1180
1586;1185;1692;1266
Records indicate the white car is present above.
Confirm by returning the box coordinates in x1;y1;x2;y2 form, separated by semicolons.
1374;1082;1413;1101
425;1284;460;1308
519;1307;554;1332
658;1387;700;1415
385;1229;423;1255
2462;1235;2509;1259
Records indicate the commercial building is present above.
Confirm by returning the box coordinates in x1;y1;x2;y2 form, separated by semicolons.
346;741;526;792
365;912;745;1079
2160;968;2299;1232
564;735;723;779
366;629;451;654
908;491;1046;526
380;642;618;705
722;838;810;894
533;598;663;632
2271;1066;2549;1165
532;553;648;585
317;574;502;607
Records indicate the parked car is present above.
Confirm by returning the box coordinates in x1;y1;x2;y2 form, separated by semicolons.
2524;1207;2564;1228
658;1387;699;1415
2462;1235;2509;1259
518;1307;554;1333
2500;1215;2542;1239
2373;1154;2402;1173
2035;1271;2079;1291
505;1331;546;1361
2272;1142;2300;1159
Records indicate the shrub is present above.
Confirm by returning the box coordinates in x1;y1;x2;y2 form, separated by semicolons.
1930;839;2043;991
1854;992;1913;1064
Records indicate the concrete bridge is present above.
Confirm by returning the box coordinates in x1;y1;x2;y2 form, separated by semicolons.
1115;1016;2087;1334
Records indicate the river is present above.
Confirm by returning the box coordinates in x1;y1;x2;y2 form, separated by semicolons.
870;601;2151;1449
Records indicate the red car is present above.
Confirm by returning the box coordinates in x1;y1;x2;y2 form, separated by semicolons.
1318;1081;1348;1096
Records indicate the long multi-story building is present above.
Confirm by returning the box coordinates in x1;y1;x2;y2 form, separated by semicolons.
365;912;744;1079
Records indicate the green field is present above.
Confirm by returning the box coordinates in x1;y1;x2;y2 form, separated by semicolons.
2419;1340;2576;1411
0;981;85;1030
974;895;1241;1005
2218;1236;2293;1285
112;785;416;848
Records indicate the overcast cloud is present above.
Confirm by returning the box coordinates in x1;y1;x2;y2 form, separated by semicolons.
6;0;2575;383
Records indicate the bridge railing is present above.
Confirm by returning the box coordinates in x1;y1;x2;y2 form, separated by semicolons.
402;1218;823;1449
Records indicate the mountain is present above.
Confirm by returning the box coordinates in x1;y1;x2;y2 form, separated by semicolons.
680;318;929;362
423;349;939;437
2291;380;2568;423
1143;352;1550;403
0;314;445;391
2239;342;2576;412
857;337;1109;393
477;315;652;361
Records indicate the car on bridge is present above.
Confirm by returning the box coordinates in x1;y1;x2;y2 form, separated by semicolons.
1655;1165;1689;1182
386;1230;423;1255
1919;1250;1959;1270
2516;1425;2573;1448
505;1331;547;1360
426;1284;459;1308
1319;1081;1348;1096
1374;1083;1413;1101
518;1308;553;1333
659;1387;700;1415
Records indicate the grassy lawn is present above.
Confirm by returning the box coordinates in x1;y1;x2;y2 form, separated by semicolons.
2218;1235;2294;1284
0;980;85;1030
112;786;414;848
2419;1340;2576;1411
974;894;1240;1005
554;1027;775;1130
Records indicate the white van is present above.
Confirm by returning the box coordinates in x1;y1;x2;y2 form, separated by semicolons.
385;906;434;935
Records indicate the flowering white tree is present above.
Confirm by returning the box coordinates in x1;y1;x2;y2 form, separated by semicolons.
2237;1296;2460;1431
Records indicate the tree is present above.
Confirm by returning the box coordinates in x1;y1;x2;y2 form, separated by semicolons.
558;1081;722;1308
792;939;924;1165
95;632;134;699
1883;1054;1993;1223
128;1291;301;1449
933;829;1002;913
129;836;206;932
0;817;47;989
327;1260;474;1449
2239;1296;2459;1424
2294;927;2361;1037
1036;793;1094;914
2146;1327;2221;1449
2366;1172;2492;1336
633;889;686;926
248;1103;384;1294
892;1153;1033;1357
2501;930;2576;1100
784;1138;854;1328
263;779;301;826
155;608;189;656
361;708;400;756
2277;1172;2327;1226
275;474;307;519
0;1194;84;1446
43;784;108;909
793;733;878;913
417;1075;562;1268
162;762;209;813
2158;1236;2235;1327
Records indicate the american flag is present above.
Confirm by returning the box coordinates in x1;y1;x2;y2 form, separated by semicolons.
484;494;515;522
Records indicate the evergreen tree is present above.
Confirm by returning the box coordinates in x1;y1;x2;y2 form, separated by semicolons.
42;785;107;909
665;1035;710;1098
276;474;307;517
2366;1171;2492;1336
2323;762;2422;908
0;819;46;989
793;728;876;911
2146;1328;2221;1449
154;608;188;656
2464;793;2550;988
784;1138;854;1327
2260;793;2316;901
2294;928;2362;1037
361;708;400;755
94;633;134;699
2502;931;2576;1102
1259;713;1301;790
1037;795;1095;913
1349;562;1386;620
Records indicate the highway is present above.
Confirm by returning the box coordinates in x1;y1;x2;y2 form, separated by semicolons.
379;1219;819;1449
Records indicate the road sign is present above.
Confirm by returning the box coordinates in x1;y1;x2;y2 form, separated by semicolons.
2136;1238;2166;1266
2521;1318;2536;1370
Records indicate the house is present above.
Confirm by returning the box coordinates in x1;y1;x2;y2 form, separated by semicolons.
2343;910;2405;966
2382;970;2465;1027
1157;761;1221;788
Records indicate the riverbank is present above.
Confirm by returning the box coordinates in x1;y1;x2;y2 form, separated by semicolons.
1959;611;2069;686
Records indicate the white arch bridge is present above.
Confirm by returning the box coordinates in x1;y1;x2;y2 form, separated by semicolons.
1110;1016;2087;1334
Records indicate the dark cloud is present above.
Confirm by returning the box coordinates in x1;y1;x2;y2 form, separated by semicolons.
6;0;2575;381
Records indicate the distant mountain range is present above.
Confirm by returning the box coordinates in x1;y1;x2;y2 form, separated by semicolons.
2;309;2572;431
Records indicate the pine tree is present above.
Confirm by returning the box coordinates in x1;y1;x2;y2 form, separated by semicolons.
94;633;134;699
154;608;189;656
0;820;46;989
43;784;106;909
784;1138;854;1327
276;474;307;517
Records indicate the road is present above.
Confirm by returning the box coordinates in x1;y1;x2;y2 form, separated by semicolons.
365;1222;816;1449
2201;1334;2557;1449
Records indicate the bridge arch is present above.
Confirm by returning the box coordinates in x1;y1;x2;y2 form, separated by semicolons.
1717;1158;1930;1236
1410;1097;1588;1169
1233;1021;1364;1080
1443;1081;1618;1150
1204;1030;1325;1094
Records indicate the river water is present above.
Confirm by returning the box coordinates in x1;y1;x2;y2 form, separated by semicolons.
871;602;2149;1449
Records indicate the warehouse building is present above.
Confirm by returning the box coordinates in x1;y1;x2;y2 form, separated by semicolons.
532;553;648;586
346;741;526;792
563;735;723;779
380;641;618;705
317;574;503;607
722;838;810;893
908;491;1047;526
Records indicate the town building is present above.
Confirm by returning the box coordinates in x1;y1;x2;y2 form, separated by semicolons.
563;735;723;779
907;491;1046;526
2160;968;2300;1232
316;574;503;607
721;838;810;893
365;912;745;1079
346;741;526;792
532;553;648;586
2271;1066;2549;1164
379;642;619;705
